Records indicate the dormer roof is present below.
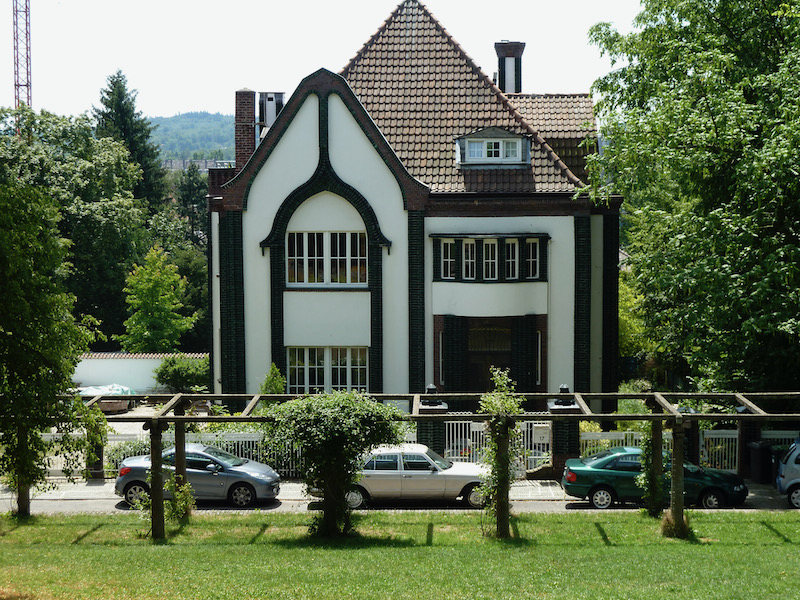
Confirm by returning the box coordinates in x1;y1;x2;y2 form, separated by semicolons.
340;0;587;194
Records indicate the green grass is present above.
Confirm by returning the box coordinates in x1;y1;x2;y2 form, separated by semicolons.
0;510;796;599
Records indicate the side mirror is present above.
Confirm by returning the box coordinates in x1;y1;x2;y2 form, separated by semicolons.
206;463;220;473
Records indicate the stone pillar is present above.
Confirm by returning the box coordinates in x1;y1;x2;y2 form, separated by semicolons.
548;398;582;477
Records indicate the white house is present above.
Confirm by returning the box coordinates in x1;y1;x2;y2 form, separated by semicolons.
207;0;621;397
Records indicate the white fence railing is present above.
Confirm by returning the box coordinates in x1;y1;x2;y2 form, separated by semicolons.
444;420;551;470
43;427;800;479
579;429;799;473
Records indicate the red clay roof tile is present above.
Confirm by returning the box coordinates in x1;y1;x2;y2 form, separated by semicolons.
340;0;590;194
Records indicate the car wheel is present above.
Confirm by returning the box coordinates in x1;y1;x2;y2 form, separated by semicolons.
461;484;484;508
699;488;726;509
123;481;150;505
589;486;615;509
787;485;800;509
228;482;256;508
346;487;368;509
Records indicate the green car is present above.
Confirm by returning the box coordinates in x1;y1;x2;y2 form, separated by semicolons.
561;446;748;509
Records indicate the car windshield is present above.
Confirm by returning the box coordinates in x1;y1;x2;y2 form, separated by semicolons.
582;449;615;465
203;446;247;467
426;448;453;469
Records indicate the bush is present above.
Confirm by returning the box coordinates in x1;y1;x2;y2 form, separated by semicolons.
266;391;403;536
154;355;209;392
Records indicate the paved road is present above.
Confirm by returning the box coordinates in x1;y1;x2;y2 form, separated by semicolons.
0;479;790;514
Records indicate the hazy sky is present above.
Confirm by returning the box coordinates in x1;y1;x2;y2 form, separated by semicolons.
1;0;641;118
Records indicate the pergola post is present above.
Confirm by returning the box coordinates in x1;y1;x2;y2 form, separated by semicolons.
666;417;690;537
148;418;165;541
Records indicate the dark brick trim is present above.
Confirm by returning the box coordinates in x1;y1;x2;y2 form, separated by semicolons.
408;210;426;392
218;211;246;392
574;214;592;392
602;213;620;397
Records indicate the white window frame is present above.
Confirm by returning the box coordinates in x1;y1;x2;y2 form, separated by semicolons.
289;347;368;393
526;239;539;279
287;231;367;286
462;239;476;280
463;138;523;164
287;347;325;394
441;239;456;280
483;240;498;280
505;239;519;280
331;232;367;284
331;347;368;391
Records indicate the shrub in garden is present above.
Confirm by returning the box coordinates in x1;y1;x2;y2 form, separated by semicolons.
154;354;209;392
266;391;403;537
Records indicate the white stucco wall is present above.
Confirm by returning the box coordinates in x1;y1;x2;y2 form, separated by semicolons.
73;357;164;393
425;216;575;393
328;93;410;392
229;91;410;393
240;95;321;391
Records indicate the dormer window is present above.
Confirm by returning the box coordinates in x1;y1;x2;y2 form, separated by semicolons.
457;128;529;167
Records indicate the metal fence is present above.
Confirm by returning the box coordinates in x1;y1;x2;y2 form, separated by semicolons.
444;420;551;470
579;429;799;473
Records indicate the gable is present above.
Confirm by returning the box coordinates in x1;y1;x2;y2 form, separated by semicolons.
340;0;582;193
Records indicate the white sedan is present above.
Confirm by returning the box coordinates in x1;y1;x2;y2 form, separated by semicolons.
346;443;486;508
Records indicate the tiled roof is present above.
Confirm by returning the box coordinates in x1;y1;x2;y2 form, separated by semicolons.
508;94;597;183
340;0;587;194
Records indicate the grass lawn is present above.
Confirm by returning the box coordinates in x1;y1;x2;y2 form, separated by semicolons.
0;510;795;599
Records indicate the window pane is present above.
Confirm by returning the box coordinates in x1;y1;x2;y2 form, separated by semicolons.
463;240;476;279
287;233;304;283
505;239;518;279
526;239;539;279
483;240;497;280
351;232;367;283
442;239;455;279
486;141;500;158
503;140;518;159
309;233;324;283
468;141;483;159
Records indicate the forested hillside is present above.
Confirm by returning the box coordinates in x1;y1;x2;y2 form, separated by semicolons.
150;112;234;160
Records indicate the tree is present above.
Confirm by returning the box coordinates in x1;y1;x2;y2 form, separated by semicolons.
0;105;147;347
0;183;98;516
94;70;167;214
587;0;800;391
479;367;523;538
175;163;208;245
266;392;403;536
114;246;197;353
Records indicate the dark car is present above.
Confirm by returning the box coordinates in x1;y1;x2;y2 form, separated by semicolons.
561;446;748;509
115;443;280;508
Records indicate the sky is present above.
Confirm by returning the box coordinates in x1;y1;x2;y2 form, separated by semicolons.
1;0;642;119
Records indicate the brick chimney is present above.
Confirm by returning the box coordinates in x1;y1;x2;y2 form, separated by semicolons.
495;41;526;94
235;89;256;171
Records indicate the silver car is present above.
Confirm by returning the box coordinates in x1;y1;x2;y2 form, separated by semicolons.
346;443;487;509
115;443;280;508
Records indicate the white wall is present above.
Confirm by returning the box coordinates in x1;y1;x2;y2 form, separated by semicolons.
236;91;411;393
73;356;166;393
425;216;575;393
241;95;321;391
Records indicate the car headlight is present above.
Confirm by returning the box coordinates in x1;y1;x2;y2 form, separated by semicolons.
733;484;745;492
250;472;277;482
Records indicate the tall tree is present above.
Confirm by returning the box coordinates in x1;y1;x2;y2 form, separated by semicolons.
175;163;208;245
587;1;800;391
94;70;167;214
0;183;97;516
0;106;147;347
114;246;198;353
